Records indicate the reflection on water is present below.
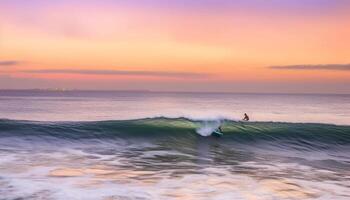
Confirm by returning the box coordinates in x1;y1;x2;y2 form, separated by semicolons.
0;134;349;200
1;91;350;125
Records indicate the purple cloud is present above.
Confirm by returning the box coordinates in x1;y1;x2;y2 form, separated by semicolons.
269;64;350;71
0;61;19;66
21;69;210;78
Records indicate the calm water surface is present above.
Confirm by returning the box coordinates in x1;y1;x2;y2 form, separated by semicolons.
1;90;349;124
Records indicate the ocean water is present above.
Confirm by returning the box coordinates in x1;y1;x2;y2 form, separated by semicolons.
0;90;349;200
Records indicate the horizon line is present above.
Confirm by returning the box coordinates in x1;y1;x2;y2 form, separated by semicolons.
0;89;349;96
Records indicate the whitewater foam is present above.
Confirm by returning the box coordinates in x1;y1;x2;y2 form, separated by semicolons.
196;119;223;136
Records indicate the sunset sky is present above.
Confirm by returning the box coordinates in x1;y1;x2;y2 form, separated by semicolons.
1;0;349;93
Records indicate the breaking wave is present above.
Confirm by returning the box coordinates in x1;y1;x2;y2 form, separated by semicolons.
1;117;349;150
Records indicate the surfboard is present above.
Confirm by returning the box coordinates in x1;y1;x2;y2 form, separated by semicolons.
212;130;223;137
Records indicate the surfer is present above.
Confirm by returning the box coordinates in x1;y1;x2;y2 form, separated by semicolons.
243;113;249;121
212;125;223;137
218;125;223;132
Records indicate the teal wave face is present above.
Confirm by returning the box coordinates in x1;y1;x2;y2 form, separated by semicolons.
1;117;349;147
